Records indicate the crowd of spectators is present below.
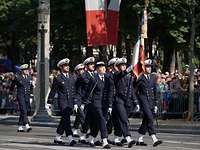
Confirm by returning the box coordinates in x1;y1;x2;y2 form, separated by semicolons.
156;68;200;115
0;66;200;117
0;72;16;114
0;70;36;114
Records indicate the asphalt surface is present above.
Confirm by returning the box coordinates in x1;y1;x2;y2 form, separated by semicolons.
1;115;200;134
0;124;200;150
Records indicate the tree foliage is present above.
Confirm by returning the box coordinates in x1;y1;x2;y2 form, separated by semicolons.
0;0;199;71
0;0;38;64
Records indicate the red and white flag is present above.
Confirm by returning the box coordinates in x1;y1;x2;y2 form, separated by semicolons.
139;38;145;74
132;8;147;77
132;38;145;78
107;0;121;45
132;38;140;76
85;0;108;46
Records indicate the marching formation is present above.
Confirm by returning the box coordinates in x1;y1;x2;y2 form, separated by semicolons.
10;57;163;149
48;57;163;149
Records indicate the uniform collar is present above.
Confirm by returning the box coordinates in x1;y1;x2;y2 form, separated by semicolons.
88;71;94;77
62;72;69;78
98;74;104;78
22;74;28;78
144;73;150;79
98;74;105;81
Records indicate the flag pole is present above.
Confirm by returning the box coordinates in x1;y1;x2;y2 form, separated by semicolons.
141;0;148;47
131;0;148;78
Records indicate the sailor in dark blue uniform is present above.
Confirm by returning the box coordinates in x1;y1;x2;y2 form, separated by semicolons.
113;58;140;148
107;58;124;146
72;63;85;137
136;59;162;147
10;64;33;132
78;57;96;143
47;58;76;146
84;61;111;149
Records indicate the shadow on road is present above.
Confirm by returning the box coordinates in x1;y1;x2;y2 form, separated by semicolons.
7;140;97;148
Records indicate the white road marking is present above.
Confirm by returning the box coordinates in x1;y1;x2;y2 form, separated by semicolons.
161;146;200;150
165;140;200;146
1;143;110;150
159;132;200;137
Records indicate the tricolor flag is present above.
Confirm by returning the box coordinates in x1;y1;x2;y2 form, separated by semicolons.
85;0;108;46
132;38;140;76
132;8;147;77
139;37;145;74
132;38;145;77
107;0;121;45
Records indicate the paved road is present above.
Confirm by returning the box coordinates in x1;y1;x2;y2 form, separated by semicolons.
0;124;200;150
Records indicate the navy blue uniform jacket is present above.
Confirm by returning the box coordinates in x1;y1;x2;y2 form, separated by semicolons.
136;74;158;110
85;73;112;109
48;73;76;111
77;71;94;105
10;73;32;102
113;71;138;107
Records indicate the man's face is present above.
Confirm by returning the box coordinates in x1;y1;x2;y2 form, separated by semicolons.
87;63;95;71
172;78;177;82
97;66;106;75
61;64;69;73
22;69;29;75
107;66;112;72
145;66;152;74
78;69;85;75
117;64;126;72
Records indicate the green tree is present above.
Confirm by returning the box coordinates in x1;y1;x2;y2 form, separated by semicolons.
0;0;38;64
50;0;86;69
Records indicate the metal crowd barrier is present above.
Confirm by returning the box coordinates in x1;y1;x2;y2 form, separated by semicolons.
0;93;36;116
1;91;200;121
159;91;200;120
49;91;200;120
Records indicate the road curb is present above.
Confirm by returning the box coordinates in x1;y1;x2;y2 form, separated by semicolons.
1;118;200;135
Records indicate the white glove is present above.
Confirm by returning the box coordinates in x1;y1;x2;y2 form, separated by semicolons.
45;104;52;110
8;94;14;100
74;104;78;113
154;106;158;114
45;104;52;116
32;80;36;88
80;104;85;111
135;105;140;112
108;107;112;115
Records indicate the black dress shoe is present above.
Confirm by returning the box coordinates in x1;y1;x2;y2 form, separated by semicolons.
17;129;25;132
26;127;32;133
136;141;147;146
90;142;95;147
103;144;111;149
73;134;80;138
94;140;102;146
121;138;127;144
115;142;123;146
69;140;76;146
128;140;136;148
153;140;162;147
79;139;88;144
54;140;65;145
107;139;114;145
